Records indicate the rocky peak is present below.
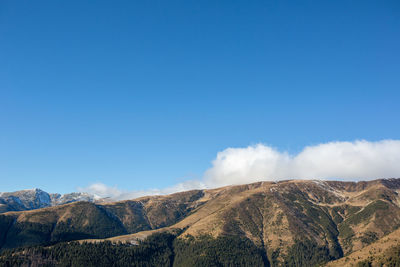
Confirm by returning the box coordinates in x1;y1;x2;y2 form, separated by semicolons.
0;188;98;213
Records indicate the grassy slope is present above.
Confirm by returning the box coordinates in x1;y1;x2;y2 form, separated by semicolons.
1;178;400;266
88;179;400;265
0;189;205;249
325;227;400;266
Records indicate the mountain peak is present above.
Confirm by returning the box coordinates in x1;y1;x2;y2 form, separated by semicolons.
0;188;98;213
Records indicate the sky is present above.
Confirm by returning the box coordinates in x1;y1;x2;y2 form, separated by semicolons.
1;1;400;196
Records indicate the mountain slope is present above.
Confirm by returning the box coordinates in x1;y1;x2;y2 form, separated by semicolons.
87;179;400;265
325;227;400;266
0;189;205;249
1;179;400;266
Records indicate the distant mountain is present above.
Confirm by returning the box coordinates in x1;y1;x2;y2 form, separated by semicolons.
0;188;99;213
1;178;400;266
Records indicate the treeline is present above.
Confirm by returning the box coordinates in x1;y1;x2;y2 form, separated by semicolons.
0;232;342;267
0;233;268;267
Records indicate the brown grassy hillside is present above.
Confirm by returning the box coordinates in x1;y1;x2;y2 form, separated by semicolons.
1;178;400;266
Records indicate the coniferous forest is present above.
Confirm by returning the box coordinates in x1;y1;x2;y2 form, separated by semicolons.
5;231;396;267
0;233;269;267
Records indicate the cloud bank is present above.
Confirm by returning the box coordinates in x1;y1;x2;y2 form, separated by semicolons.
80;140;400;200
204;140;400;188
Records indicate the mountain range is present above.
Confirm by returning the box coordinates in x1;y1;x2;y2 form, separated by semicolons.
1;178;400;266
0;188;101;213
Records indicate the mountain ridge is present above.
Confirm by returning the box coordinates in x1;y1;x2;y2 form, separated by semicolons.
1;178;400;266
0;188;101;213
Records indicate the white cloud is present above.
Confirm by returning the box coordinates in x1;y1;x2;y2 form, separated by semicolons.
204;140;400;187
79;140;400;200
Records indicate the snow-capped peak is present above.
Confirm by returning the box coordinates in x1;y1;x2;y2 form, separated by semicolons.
0;188;102;213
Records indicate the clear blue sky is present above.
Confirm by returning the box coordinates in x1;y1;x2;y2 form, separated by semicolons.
1;0;399;193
